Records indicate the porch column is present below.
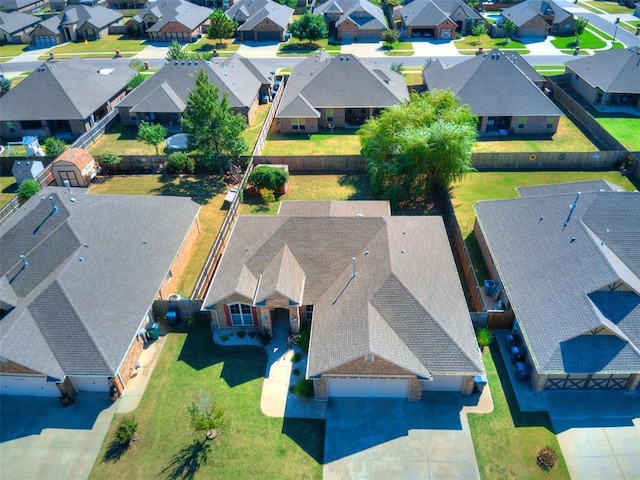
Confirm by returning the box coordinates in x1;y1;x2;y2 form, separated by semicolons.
626;374;640;392
600;92;609;109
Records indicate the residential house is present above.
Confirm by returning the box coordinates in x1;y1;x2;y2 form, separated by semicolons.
501;0;575;38
398;0;481;40
29;4;122;46
423;50;562;135
313;0;386;42
565;46;640;114
0;0;47;13
275;51;408;133
225;0;293;42
117;54;270;128
203;201;484;400
0;186;201;397
126;0;212;42
0;11;40;44
0;58;133;141
474;181;640;393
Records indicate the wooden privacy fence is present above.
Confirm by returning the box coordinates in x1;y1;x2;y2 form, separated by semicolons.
254;155;366;172
153;299;204;321
189;85;285;300
471;150;626;170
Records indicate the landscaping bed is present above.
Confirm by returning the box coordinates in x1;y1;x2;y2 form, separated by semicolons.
89;322;324;480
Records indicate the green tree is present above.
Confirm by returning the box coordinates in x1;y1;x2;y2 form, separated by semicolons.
17;179;40;201
574;17;589;40
166;40;187;60
248;165;289;191
390;62;404;75
181;70;247;173
99;151;122;174
137;121;167;155
358;90;477;208
128;58;144;72
206;10;237;45
471;23;487;36
0;77;11;92
43;137;66;157
277;0;297;8
187;391;225;438
382;28;400;46
127;73;146;90
289;13;328;45
502;18;516;38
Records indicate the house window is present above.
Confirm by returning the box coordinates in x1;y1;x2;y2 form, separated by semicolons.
517;116;526;128
306;305;314;320
291;118;305;131
229;303;253;326
365;353;374;362
326;109;333;122
546;117;555;129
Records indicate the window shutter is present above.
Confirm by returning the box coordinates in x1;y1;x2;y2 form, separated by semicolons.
223;304;232;327
251;307;259;326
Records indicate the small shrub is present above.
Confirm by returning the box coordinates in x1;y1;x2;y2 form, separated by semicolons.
289;385;295;393
537;446;558;470
471;24;487;36
248;166;289;191
187;391;225;434
43;137;67;157
127;73;146;90
295;325;311;352
291;352;302;363
292;367;301;376
166;152;195;174
292;378;314;398
99;151;122;174
220;334;229;341
259;187;276;205
115;417;138;444
237;330;246;339
248;330;257;338
17;179;40;201
476;327;495;348
258;330;272;346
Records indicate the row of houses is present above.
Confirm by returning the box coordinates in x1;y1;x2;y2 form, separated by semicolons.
2;46;639;142
1;0;584;46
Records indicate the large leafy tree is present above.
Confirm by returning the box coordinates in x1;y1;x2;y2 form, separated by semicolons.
289;13;328;45
137;121;167;155
359;90;477;208
207;10;237;45
181;70;247;173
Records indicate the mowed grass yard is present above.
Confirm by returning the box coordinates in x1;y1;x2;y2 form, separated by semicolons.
0;177;18;208
262;131;362;156
596;117;640;151
89;174;228;296
90;322;324;480
46;35;146;59
240;174;373;215
473;117;598;153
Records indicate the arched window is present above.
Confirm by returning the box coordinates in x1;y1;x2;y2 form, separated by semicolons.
229;303;253;326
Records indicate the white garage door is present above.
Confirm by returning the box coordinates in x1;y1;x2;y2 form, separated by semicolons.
423;375;463;392
71;376;110;392
1;374;60;397
328;376;409;398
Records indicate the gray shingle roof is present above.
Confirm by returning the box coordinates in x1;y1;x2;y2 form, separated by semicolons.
54;5;123;30
276;52;409;118
226;0;293;30
0;187;200;380
502;0;572;28
118;55;262;114
474;186;640;375
0;11;39;35
517;180;624;197
278;200;391;216
0;58;133;122
401;0;479;27
315;0;386;30
204;204;483;378
565;47;640;94
136;0;211;33
423;50;561;117
0;0;40;11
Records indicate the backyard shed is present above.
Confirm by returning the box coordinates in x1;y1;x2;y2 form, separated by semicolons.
51;148;97;187
12;160;44;185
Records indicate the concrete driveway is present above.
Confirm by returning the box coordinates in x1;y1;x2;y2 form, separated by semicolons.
323;395;479;480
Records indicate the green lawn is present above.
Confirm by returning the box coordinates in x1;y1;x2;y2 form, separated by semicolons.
473;117;598;153
455;34;529;53
240;174;373;215
90;323;324;480
383;41;414;56
533;65;566;76
621;20;640;34
262;131;362;156
0;177;18;208
404;71;424;85
243;103;272;154
578;0;635;14
183;37;241;57
88;124;160;156
469;347;570;480
0;43;29;61
46;35;146;59
551;30;606;50
90;175;228;296
278;38;341;56
596;117;640;151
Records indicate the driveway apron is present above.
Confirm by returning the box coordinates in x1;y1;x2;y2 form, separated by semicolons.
323;395;479;480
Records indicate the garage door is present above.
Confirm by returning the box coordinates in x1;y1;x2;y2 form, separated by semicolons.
440;29;453;40
1;374;60;397
341;31;355;43
423;375;463;392
33;36;56;46
70;376;110;392
256;30;281;41
358;30;380;41
328;376;409;398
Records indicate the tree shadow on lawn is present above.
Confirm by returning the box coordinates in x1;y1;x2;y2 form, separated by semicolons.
282;418;325;464
102;440;128;464
280;42;322;52
176;324;267;387
161;439;212;480
154;174;226;205
336;174;373;200
2;183;17;194
489;343;556;433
